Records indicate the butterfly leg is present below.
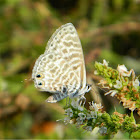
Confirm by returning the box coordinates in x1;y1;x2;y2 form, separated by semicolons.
78;95;86;107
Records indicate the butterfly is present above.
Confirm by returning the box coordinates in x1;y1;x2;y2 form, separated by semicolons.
32;23;91;103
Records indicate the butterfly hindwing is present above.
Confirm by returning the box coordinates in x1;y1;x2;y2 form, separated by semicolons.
32;23;87;102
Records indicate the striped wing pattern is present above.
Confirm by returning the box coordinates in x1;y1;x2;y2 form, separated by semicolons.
32;23;87;103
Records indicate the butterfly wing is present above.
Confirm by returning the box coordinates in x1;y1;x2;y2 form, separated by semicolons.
32;23;86;102
32;52;80;102
45;23;87;93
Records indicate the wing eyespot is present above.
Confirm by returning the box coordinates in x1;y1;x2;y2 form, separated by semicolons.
38;82;42;85
38;81;45;87
36;73;44;79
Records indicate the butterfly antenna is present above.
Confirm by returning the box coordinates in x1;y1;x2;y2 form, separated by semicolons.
21;78;32;83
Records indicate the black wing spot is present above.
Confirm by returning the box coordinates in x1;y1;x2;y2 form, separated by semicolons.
36;74;41;78
62;86;67;94
38;82;42;85
63;87;66;93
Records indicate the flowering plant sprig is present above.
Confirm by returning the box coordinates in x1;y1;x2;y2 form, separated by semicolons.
62;60;140;138
94;60;140;116
64;99;140;138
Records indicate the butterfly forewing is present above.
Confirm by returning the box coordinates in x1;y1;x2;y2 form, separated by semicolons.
32;23;87;102
46;23;86;89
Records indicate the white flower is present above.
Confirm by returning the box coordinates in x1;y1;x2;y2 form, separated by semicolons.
76;113;86;125
86;111;97;119
98;126;107;135
117;65;128;73
98;59;108;67
89;102;103;112
65;108;73;117
105;90;118;97
96;103;103;110
117;65;133;77
90;111;97;118
103;59;108;67
71;99;83;111
89;102;98;112
132;78;139;89
78;113;86;120
114;80;123;89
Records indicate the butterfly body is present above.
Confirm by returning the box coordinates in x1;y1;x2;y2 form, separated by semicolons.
32;23;91;103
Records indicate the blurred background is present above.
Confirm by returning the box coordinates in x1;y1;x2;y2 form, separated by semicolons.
0;0;140;139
